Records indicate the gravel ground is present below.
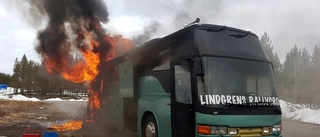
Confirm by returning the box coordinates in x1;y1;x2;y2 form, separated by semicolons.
0;100;135;137
47;101;136;137
0;100;67;137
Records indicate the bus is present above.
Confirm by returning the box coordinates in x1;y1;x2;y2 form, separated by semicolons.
94;23;282;137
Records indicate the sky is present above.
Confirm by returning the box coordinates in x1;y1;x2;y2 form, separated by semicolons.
0;0;320;74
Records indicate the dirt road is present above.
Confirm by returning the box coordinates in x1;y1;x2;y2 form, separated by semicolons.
282;119;320;136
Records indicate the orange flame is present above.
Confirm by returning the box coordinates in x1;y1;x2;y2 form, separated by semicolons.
61;50;100;83
44;30;100;83
43;19;135;120
104;35;134;61
49;120;83;132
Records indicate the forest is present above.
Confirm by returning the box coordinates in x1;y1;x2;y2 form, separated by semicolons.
0;32;319;104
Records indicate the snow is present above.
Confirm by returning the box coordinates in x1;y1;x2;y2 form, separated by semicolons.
44;98;64;101
0;87;87;102
68;98;87;101
12;94;40;101
280;99;320;124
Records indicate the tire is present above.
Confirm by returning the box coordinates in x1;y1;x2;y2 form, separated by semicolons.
142;114;158;137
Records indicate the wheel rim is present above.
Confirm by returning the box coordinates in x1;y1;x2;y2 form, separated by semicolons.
145;121;156;137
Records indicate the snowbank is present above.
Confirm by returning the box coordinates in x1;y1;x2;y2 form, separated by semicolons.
280;99;320;124
68;98;87;101
1;87;86;102
44;98;64;101
44;98;87;101
12;94;40;101
0;90;87;101
0;94;40;101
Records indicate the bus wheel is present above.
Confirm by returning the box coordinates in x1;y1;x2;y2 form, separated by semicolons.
143;115;158;137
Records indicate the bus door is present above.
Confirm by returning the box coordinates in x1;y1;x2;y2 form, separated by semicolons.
171;61;195;137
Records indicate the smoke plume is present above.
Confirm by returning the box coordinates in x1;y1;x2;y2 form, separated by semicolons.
17;0;135;119
132;21;160;46
22;0;109;73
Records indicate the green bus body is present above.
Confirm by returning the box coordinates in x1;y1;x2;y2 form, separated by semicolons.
95;24;282;137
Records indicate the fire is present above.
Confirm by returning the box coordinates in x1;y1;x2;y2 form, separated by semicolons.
33;0;135;127
104;35;134;61
61;50;100;83
88;89;101;117
42;18;135;119
49;120;83;132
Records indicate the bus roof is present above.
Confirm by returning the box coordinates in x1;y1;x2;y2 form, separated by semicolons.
108;23;269;66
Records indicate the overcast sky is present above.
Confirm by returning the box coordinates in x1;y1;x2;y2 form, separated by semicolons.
0;0;320;74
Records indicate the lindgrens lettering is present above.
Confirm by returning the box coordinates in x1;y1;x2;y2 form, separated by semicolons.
199;95;280;106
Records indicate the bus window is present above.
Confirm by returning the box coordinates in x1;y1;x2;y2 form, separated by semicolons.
175;65;192;104
246;76;272;96
246;76;257;95
257;77;272;96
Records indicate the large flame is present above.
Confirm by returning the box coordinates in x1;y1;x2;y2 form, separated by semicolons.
49;120;83;132
32;0;135;130
43;19;134;119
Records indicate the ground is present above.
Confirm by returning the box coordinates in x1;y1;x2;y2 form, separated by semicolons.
0;100;67;136
0;100;135;137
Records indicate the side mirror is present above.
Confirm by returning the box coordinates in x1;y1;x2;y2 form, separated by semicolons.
194;57;205;76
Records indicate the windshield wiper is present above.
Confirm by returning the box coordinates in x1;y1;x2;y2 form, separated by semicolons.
229;31;251;38
255;101;282;114
212;102;282;115
212;103;256;115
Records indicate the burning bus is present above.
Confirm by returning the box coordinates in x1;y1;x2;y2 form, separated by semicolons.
88;22;282;137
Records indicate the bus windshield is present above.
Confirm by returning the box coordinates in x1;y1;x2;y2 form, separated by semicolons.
197;57;280;107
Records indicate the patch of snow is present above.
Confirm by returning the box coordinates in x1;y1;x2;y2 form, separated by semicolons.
0;94;40;101
44;98;64;101
68;98;87;101
12;94;40;101
281;99;320;125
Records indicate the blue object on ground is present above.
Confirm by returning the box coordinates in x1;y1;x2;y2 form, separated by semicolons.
43;132;58;137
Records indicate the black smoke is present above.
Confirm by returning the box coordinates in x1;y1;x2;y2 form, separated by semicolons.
25;0;110;70
132;21;160;46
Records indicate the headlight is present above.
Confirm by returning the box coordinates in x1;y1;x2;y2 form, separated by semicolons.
228;128;238;135
211;126;227;135
272;125;282;133
263;127;270;134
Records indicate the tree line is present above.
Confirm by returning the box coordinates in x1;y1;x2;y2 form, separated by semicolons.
0;55;86;98
261;32;320;105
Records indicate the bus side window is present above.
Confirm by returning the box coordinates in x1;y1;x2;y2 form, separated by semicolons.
175;65;192;104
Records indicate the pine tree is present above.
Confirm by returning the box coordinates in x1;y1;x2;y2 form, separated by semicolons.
0;72;11;84
10;58;21;94
312;45;320;69
19;54;29;94
259;32;285;97
297;47;311;103
309;44;320;104
260;32;282;78
282;45;312;102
